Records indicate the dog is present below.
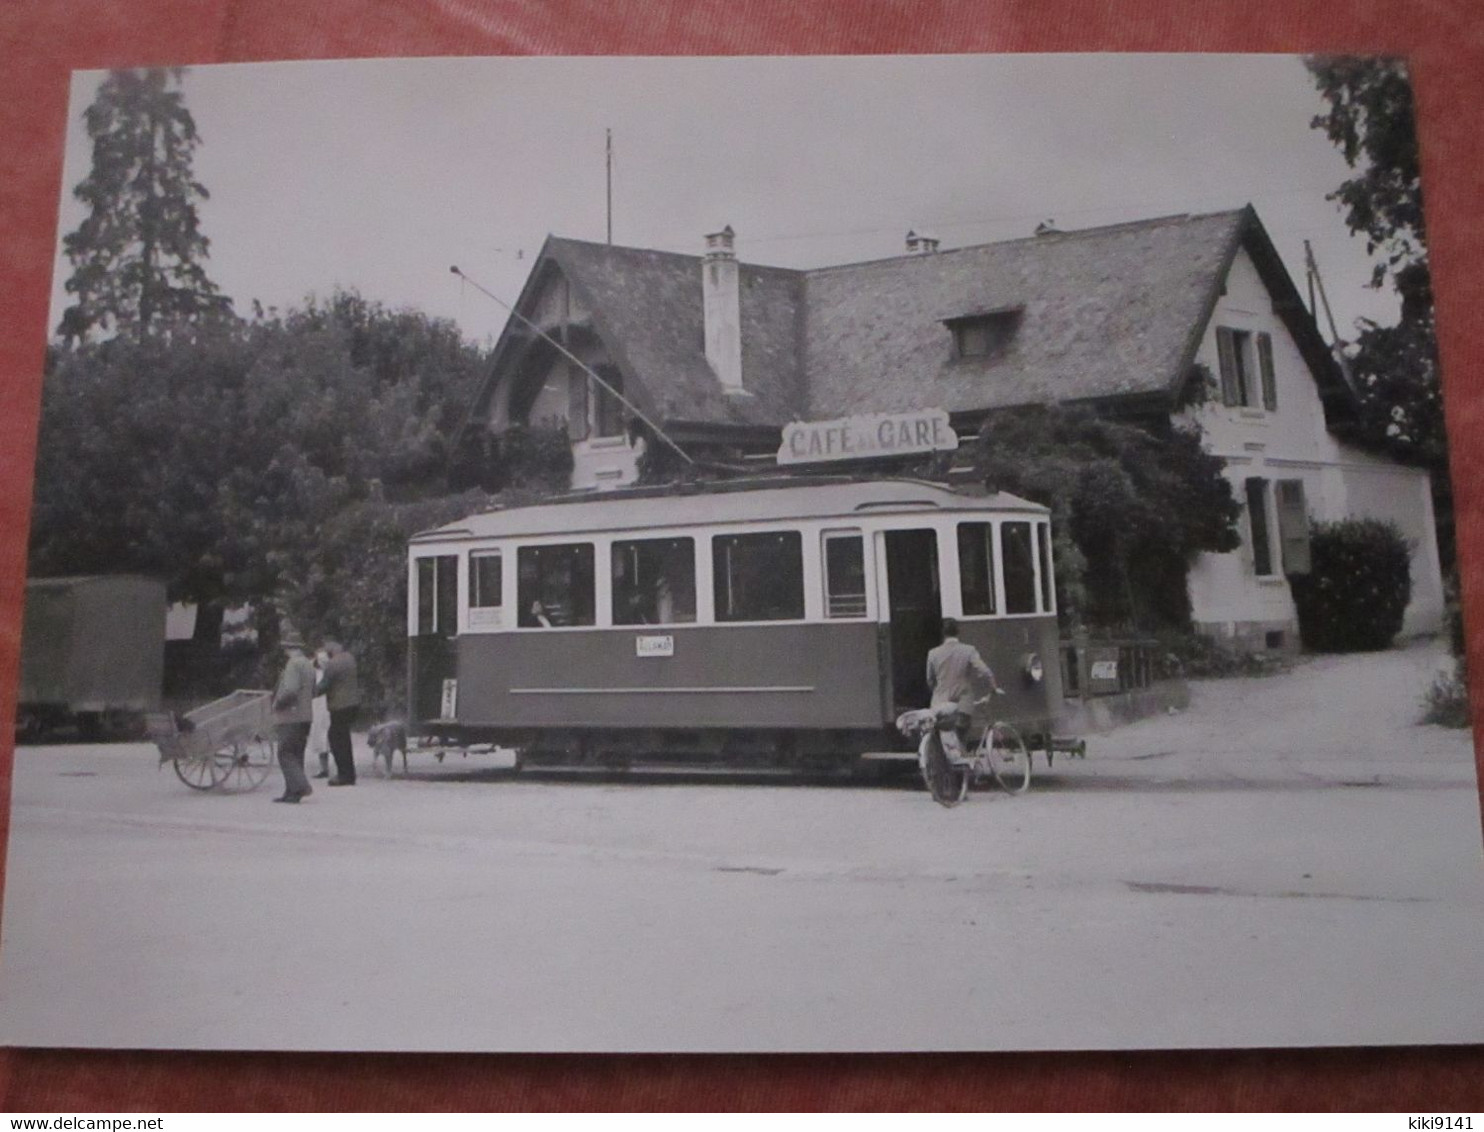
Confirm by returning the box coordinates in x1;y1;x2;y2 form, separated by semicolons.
367;719;409;777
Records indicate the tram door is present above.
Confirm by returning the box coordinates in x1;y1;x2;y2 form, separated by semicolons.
880;529;942;713
410;554;459;725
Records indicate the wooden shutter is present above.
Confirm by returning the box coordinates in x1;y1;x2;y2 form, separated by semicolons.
1276;480;1311;575
1216;327;1240;407
1245;477;1273;576
566;363;589;441
1257;332;1277;411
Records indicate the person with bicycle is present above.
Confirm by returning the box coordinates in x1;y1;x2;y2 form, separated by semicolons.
925;618;1004;761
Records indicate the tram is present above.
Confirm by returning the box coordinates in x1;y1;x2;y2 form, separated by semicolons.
406;477;1064;770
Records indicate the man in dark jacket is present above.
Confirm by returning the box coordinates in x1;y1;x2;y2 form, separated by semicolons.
319;637;362;786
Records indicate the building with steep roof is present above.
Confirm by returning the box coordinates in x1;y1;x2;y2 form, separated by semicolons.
468;206;1443;646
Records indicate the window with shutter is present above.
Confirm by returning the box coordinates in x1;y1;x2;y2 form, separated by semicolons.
1276;480;1311;575
1245;477;1274;577
1216;326;1240;406
1257;332;1277;411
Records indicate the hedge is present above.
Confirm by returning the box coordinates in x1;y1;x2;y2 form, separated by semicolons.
1288;517;1411;652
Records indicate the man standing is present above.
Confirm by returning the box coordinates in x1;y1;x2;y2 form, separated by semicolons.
271;635;318;803
320;637;362;786
925;618;1002;752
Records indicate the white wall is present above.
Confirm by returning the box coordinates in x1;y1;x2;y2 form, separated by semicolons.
1184;247;1443;641
571;435;642;491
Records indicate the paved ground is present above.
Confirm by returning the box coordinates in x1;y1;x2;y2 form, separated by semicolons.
1;639;1481;1051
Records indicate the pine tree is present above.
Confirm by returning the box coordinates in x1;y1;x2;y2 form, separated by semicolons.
58;68;232;343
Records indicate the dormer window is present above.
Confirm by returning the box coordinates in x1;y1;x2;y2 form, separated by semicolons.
945;307;1022;362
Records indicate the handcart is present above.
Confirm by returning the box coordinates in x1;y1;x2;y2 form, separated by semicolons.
146;689;277;792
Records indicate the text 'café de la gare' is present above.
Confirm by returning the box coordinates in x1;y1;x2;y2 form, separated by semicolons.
778;411;960;464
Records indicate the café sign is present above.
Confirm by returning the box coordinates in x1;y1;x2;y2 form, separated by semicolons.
777;409;960;466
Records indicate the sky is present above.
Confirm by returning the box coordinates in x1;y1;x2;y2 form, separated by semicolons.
48;54;1409;349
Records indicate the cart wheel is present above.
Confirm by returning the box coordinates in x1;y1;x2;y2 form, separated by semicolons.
987;722;1031;795
173;751;226;791
217;735;276;793
919;731;970;808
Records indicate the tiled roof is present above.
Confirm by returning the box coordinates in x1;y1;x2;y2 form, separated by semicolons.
802;210;1246;418
476;207;1350;433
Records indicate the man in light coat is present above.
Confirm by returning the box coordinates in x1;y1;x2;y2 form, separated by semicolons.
271;635;318;803
925;618;1003;756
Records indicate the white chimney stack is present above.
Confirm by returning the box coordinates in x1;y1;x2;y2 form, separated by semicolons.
905;230;940;255
703;225;745;395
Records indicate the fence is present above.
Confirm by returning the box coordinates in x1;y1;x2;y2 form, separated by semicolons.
1059;635;1165;700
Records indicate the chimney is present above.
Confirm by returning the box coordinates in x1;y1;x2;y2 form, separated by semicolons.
703;226;744;395
905;230;940;255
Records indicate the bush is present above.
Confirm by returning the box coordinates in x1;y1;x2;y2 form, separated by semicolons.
1421;667;1471;728
447;421;573;493
1422;577;1471;728
496;421;573;490
972;405;1241;632
1155;630;1291;679
1288;518;1412;652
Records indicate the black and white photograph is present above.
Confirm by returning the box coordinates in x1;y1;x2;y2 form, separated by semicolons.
2;52;1480;1052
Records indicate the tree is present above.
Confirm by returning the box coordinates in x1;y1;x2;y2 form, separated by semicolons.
972;406;1242;631
58;68;232;343
31;292;489;618
1308;57;1427;310
1307;56;1451;564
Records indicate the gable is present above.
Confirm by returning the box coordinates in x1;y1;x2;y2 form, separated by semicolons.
1195;247;1336;443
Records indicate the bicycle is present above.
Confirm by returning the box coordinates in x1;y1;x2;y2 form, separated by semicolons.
896;692;1032;808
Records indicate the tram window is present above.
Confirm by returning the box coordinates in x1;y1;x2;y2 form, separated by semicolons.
823;532;867;618
713;531;805;622
416;555;458;636
516;543;595;627
469;551;503;627
1037;522;1054;612
1001;522;1037;615
957;522;997;615
612;537;696;625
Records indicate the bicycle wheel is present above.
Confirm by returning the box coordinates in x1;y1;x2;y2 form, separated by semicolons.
919;730;970;807
986;721;1032;795
217;734;276;793
173;750;225;791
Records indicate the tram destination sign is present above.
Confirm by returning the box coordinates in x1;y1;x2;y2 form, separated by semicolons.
777;409;960;465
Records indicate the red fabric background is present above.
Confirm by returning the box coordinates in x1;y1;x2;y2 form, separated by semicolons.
2;0;1483;1111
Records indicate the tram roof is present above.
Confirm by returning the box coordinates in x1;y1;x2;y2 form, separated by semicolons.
411;477;1049;544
